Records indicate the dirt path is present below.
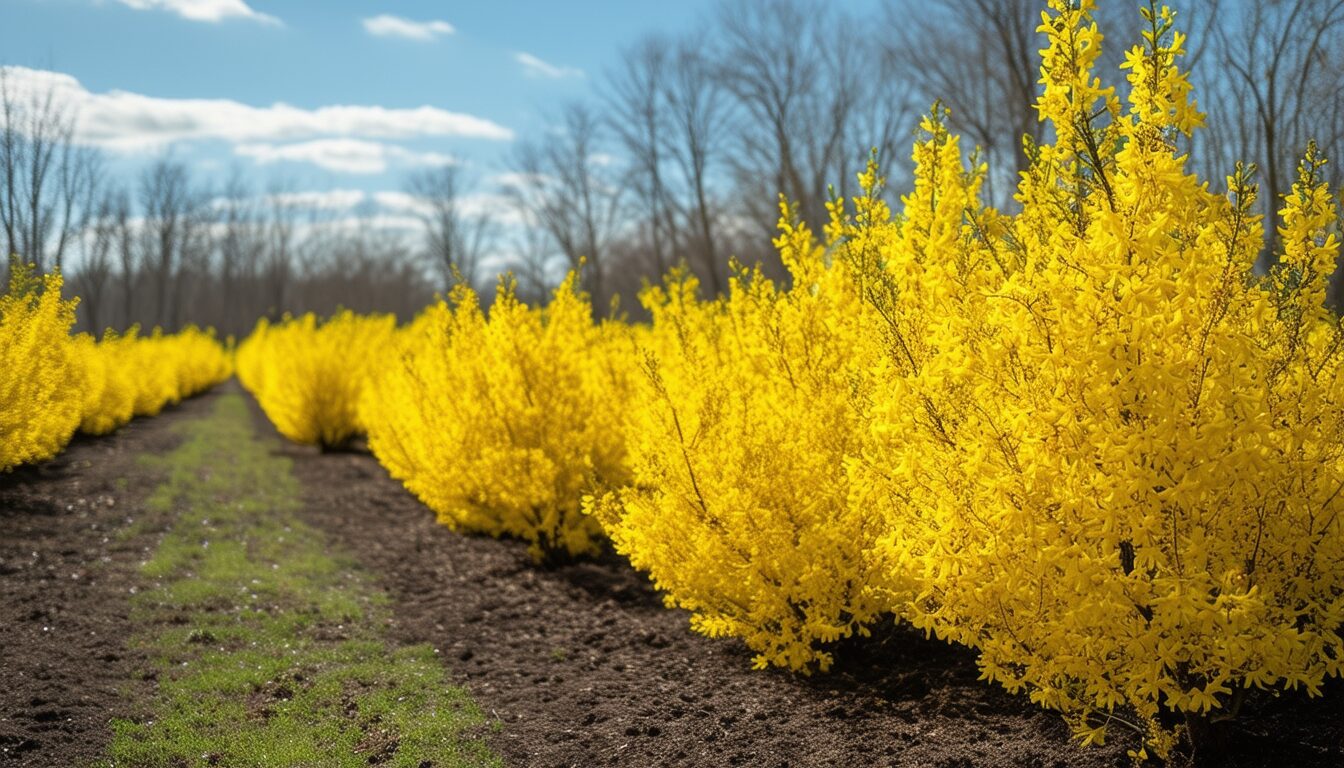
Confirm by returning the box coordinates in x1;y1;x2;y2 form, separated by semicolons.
264;391;1344;768
275;430;1116;766
2;386;1339;767
0;393;216;767
260;395;1141;768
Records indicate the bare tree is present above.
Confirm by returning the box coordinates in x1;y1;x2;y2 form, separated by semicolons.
138;157;195;330
1199;0;1344;270
504;208;565;306
264;179;297;320
108;188;136;331
605;35;679;281
664;38;732;295
75;187;120;335
174;186;214;330
712;0;904;252
406;164;495;291
0;68;103;273
881;0;1041;207
290;208;433;320
214;168;266;334
506;103;623;304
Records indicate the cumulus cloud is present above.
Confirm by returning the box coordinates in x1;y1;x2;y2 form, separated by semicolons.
362;14;455;41
492;171;550;190
0;66;513;152
299;215;424;239
372;190;434;217
375;186;528;229
114;0;281;25
515;52;583;80
234;139;455;174
265;189;368;211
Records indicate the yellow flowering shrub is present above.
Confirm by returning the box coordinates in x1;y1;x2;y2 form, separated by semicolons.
79;326;231;433
166;326;233;401
238;311;395;449
846;0;1344;755
0;262;84;471
1;260;230;469
117;327;232;419
362;275;630;561
588;218;892;671
76;331;136;435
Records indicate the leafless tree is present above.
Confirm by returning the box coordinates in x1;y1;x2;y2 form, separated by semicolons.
174;187;214;330
406;164;496;291
107;188;136;331
138;157;197;330
504;209;564;306
215;168;266;333
880;0;1041;207
264;179;297;320
0;68;103;273
713;0;831;239
74;187;120;335
1199;0;1344;270
291;211;433;320
664;37;731;295
506;102;623;304
605;35;680;281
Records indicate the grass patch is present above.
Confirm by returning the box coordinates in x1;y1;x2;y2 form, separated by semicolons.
100;394;499;768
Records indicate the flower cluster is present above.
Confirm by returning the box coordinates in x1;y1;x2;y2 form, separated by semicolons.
1;261;232;471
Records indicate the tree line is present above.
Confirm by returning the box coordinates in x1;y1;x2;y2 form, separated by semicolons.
4;0;1343;335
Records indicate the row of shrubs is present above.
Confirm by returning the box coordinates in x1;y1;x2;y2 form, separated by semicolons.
237;1;1344;760
0;262;233;472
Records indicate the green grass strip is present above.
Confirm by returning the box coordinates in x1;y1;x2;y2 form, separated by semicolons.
100;394;500;768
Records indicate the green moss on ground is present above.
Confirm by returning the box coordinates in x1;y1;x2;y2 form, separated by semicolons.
100;394;499;768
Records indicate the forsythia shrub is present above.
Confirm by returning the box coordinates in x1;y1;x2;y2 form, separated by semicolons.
237;311;395;449
844;0;1344;756
0;262;84;471
166;326;233;401
79;325;232;434
75;331;136;436
127;331;183;418
0;263;226;469
119;328;232;419
363;276;630;561
588;236;891;671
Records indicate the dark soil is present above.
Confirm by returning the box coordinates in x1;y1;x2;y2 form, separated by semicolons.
255;389;1344;768
0;393;215;767
3;384;1340;768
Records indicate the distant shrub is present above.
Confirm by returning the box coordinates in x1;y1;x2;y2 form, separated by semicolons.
238;311;394;449
363;276;630;562
0;261;83;471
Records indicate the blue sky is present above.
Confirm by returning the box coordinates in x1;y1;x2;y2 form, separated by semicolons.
0;0;726;220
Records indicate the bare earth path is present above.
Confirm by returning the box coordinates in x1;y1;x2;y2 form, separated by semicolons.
2;385;1341;767
0;394;215;766
262;389;1334;768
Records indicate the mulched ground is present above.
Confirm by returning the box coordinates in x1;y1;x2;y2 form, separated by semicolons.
2;385;1340;767
0;394;215;767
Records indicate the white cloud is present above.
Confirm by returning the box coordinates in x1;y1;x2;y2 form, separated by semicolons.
376;188;526;229
0;66;513;152
300;214;424;238
515;52;583;80
234;139;455;174
267;189;368;211
373;190;434;217
492;171;550;190
114;0;281;25
362;14;455;41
